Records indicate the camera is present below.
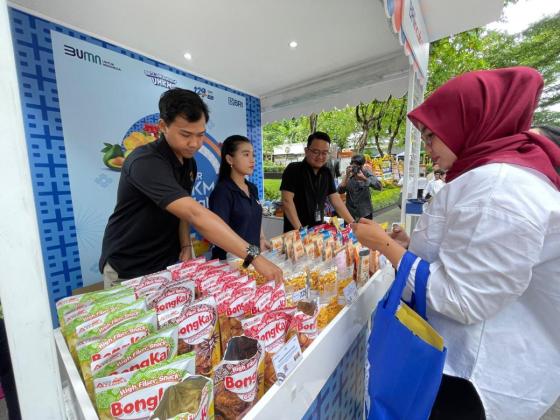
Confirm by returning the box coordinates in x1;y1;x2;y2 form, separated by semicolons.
351;164;360;176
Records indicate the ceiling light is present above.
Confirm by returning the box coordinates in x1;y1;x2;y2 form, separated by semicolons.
183;52;192;60
289;41;298;49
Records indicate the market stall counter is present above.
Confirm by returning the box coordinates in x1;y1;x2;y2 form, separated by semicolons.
54;225;395;419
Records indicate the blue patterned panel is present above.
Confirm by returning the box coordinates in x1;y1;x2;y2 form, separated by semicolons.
10;9;82;325
303;326;367;420
9;7;263;326
246;95;264;199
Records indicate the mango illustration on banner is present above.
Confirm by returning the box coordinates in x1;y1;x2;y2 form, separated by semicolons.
101;123;158;171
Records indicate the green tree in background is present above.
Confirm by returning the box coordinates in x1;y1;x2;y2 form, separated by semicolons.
263;5;560;160
427;12;560;125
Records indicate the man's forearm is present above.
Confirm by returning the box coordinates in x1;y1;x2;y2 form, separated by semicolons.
179;219;191;248
167;198;249;259
282;199;302;229
330;194;354;224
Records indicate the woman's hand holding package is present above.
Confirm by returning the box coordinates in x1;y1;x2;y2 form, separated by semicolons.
351;218;406;268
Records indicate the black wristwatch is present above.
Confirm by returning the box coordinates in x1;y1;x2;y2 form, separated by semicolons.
242;244;261;268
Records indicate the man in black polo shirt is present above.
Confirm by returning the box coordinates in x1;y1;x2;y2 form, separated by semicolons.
100;88;282;286
280;131;354;232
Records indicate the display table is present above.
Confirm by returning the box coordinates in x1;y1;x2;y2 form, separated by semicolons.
54;265;395;419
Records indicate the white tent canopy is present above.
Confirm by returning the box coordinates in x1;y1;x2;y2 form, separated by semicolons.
11;0;502;123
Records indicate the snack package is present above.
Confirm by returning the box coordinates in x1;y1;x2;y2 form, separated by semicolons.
216;281;257;354
337;266;355;305
309;263;337;302
146;281;195;314
291;238;305;263
150;375;214;420
61;288;136;334
158;296;221;377
56;286;128;327
94;353;196;420
323;237;335;261
287;300;319;352
74;299;147;342
63;291;138;358
193;265;231;294
241;308;295;390
284;269;308;307
77;310;158;399
167;257;206;276
356;247;371;288
121;270;172;299
219;275;250;294
213;336;265;420
196;271;232;297
317;296;343;330
244;281;286;316
270;236;284;253
268;283;287;312
313;236;324;259
93;326;179;380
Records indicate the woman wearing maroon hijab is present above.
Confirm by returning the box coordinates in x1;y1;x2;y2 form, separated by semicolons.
353;67;560;419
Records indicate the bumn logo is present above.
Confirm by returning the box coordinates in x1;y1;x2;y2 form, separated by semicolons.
64;44;102;65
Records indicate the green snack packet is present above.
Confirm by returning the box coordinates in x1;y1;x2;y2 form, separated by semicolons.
76;310;158;399
56;286;128;327
94;353;195;420
93;326;179;379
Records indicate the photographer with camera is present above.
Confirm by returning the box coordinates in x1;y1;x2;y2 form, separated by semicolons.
338;155;382;220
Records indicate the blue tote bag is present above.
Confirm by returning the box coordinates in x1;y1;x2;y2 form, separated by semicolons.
366;251;447;420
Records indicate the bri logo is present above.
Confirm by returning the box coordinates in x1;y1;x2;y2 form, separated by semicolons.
64;44;101;64
228;97;243;108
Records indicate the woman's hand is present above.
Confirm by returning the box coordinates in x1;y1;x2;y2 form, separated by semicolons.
350;218;391;251
351;218;406;268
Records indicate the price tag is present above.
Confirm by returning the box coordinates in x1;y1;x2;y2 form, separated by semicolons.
292;288;308;303
272;335;303;384
343;281;359;305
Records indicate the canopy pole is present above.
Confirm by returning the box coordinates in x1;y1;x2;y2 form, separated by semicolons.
0;2;65;418
400;67;426;233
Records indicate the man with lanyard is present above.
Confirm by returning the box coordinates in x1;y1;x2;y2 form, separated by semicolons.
280;131;354;232
99;88;282;286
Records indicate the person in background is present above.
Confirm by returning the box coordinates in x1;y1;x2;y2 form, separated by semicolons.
423;169;445;200
352;67;560;419
99;88;282;287
416;171;428;199
337;155;382;220
281;131;355;232
426;163;441;182
209;135;270;260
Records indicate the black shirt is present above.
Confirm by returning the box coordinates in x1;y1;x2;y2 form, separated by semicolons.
280;159;336;232
209;178;262;260
99;135;196;279
337;167;381;219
